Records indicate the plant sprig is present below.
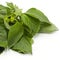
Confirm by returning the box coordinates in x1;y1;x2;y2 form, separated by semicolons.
0;2;58;54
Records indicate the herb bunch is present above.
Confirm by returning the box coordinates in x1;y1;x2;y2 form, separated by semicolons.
0;2;58;54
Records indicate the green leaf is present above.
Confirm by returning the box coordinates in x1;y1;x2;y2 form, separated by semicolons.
25;8;51;24
8;22;24;48
21;14;40;36
7;2;22;16
4;20;11;30
25;8;58;33
7;2;14;9
14;5;22;16
0;5;7;15
12;35;32;54
0;5;11;19
39;23;58;33
0;25;7;53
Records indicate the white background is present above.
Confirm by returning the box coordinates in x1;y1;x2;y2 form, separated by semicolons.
0;0;60;60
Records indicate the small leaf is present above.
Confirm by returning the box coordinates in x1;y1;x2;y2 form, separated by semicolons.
4;20;11;29
7;2;14;10
7;2;22;16
14;7;22;16
0;5;7;15
8;22;24;48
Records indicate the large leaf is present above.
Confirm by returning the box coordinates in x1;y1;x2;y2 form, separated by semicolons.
12;34;32;54
8;22;24;48
21;14;40;36
25;8;51;24
0;25;7;53
25;8;58;33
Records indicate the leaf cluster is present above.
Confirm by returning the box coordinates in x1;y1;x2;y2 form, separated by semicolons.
0;3;58;54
